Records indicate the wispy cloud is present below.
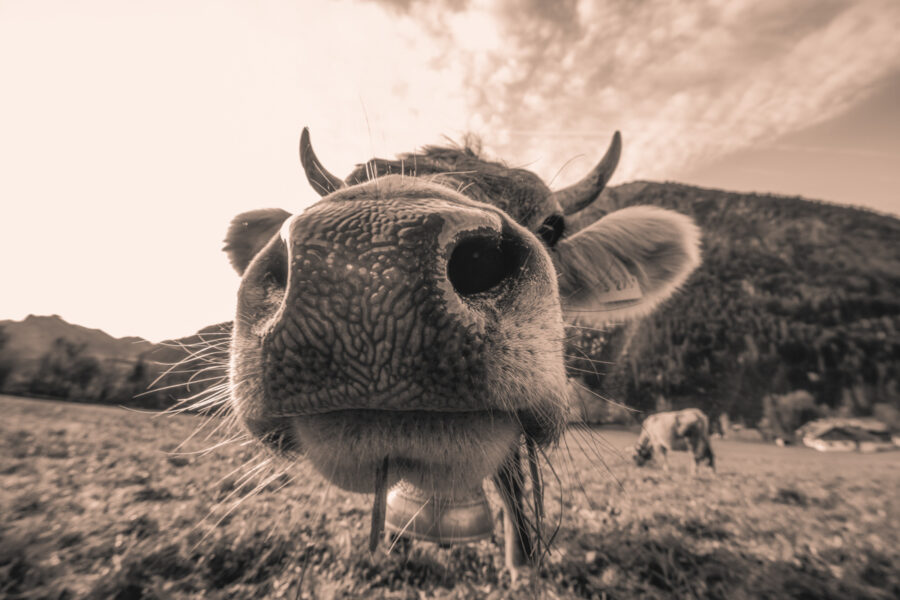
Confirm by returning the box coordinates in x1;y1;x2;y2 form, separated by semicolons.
374;0;900;185
763;144;900;161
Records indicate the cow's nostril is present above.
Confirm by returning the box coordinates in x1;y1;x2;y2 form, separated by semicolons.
447;235;524;296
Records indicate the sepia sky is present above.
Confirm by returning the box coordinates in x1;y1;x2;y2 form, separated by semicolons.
1;0;899;341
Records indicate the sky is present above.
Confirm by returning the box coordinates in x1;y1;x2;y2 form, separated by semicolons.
1;0;898;342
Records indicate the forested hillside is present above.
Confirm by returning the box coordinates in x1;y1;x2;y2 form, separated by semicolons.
566;182;900;427
2;182;897;430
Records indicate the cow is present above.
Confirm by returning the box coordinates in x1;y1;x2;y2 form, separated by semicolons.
221;127;701;572
633;408;715;474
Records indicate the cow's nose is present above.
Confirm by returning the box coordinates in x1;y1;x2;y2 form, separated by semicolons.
446;234;526;297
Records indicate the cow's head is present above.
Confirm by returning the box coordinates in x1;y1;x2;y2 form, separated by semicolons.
224;129;700;496
633;443;654;467
694;438;716;470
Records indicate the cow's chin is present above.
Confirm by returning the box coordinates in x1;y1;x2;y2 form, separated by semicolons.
293;411;520;495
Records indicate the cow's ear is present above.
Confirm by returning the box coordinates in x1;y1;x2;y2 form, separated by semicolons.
223;209;292;275
552;206;700;324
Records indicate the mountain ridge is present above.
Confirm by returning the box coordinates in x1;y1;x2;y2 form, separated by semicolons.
0;314;154;362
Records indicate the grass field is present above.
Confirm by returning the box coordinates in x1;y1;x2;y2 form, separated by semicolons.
2;394;899;599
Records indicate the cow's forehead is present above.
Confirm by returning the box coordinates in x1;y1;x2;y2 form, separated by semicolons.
452;168;550;223
280;175;511;245
344;149;559;230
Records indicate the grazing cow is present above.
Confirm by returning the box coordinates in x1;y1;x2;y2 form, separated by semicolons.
222;128;701;570
633;408;715;473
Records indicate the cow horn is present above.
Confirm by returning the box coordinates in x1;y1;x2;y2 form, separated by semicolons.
551;131;621;215
299;127;344;197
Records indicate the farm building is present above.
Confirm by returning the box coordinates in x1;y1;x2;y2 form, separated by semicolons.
796;418;897;453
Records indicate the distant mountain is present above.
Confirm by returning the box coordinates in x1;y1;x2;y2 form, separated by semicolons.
0;314;153;362
567;181;900;425
0;315;229;407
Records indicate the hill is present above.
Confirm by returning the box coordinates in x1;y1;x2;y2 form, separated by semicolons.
1;182;897;424
0;314;153;362
0;315;229;408
566;182;900;427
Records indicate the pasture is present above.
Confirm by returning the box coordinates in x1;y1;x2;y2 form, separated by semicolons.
1;394;898;599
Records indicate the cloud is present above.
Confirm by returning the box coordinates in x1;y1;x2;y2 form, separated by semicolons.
371;0;900;186
2;0;897;340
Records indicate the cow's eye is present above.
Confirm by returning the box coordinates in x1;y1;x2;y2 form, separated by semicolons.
261;240;288;290
537;214;565;247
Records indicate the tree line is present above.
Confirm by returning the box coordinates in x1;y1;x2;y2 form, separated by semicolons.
0;327;225;410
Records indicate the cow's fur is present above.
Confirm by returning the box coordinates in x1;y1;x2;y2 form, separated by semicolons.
634;408;715;473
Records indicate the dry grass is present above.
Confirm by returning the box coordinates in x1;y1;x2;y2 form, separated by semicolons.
1;394;898;599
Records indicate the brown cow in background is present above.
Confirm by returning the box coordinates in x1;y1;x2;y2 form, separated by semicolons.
633;408;715;473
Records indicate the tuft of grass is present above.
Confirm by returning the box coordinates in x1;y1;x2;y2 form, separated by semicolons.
767;486;808;507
